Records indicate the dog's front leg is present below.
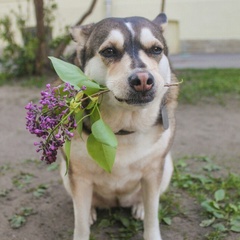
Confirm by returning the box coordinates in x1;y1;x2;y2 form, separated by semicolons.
142;171;162;240
72;179;93;240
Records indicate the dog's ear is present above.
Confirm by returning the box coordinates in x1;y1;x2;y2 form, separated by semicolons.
153;13;168;32
70;23;95;43
70;23;95;68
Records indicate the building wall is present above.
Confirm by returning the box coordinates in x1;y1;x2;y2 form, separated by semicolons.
0;0;239;54
165;0;240;53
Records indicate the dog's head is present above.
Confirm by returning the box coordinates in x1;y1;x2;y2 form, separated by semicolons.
71;13;171;107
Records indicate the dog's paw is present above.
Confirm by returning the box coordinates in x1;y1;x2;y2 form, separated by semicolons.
132;202;144;220
89;207;97;225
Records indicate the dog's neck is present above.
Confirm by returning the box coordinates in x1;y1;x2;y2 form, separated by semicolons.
83;95;169;135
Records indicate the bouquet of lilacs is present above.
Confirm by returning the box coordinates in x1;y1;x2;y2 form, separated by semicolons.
25;57;117;173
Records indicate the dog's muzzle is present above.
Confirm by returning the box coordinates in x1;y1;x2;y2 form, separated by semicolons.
116;71;156;105
128;71;154;92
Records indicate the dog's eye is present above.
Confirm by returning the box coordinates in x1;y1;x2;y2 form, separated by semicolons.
100;48;117;58
150;46;163;55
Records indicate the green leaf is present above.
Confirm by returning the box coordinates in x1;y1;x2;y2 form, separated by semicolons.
203;163;221;172
228;203;238;212
201;200;216;213
48;57;85;90
87;134;116;173
118;216;130;228
20;207;34;217
86;98;98;110
98;219;111;228
33;184;48;198
75;110;84;137
163;217;172;225
230;218;240;226
213;212;224;219
214;189;225;202
212;223;227;232
64;139;71;175
90;105;101;124
91;119;118;148
230;218;240;232
9;215;26;229
230;218;240;231
47;162;59;171
48;56;101;94
200;218;215;227
212;201;220;210
78;80;101;95
231;225;240;232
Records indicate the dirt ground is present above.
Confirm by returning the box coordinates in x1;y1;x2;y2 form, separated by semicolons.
0;85;240;240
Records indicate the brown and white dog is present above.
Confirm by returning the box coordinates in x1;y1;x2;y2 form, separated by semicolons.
60;13;179;240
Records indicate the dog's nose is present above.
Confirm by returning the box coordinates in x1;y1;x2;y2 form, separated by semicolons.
128;72;154;92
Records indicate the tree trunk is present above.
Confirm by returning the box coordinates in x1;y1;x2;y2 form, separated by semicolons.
33;0;47;75
161;0;166;12
53;0;98;58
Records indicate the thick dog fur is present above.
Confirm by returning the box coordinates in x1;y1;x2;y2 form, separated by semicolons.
60;13;179;240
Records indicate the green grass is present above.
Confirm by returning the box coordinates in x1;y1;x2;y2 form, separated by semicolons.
176;69;240;103
9;207;36;229
172;156;240;239
0;72;54;88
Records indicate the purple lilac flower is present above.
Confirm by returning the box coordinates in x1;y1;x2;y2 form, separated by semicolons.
81;85;87;91
25;83;79;164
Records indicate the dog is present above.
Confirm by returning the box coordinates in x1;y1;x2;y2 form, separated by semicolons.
60;13;179;240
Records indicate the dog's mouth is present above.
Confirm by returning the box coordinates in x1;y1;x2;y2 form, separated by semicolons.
115;93;155;105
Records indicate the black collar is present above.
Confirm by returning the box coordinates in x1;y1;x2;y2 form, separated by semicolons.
115;129;135;135
82;122;135;136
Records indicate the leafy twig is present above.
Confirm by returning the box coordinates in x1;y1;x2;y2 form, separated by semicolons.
164;79;183;87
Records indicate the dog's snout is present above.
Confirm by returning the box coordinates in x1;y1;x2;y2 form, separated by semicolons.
128;72;154;92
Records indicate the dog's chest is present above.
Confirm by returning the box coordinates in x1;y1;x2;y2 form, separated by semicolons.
69;123;169;200
93;164;142;197
91;129;166;197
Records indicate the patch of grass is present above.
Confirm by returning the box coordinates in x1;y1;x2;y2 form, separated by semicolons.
9;214;26;229
92;208;143;239
0;163;11;175
12;172;35;189
9;207;36;229
19;75;50;88
172;156;240;239
90;190;180;239
0;189;10;197
0;73;54;88
23;159;40;165
159;191;181;225
32;184;48;198
47;162;59;171
0;72;11;85
205;230;226;240
176;69;240;104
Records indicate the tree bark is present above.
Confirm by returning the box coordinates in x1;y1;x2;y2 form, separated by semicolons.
33;0;47;75
161;0;166;12
53;0;98;58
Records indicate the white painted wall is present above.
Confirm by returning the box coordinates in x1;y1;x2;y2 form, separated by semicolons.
0;0;239;53
165;0;240;40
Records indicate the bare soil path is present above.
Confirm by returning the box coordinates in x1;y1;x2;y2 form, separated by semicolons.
0;85;240;240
